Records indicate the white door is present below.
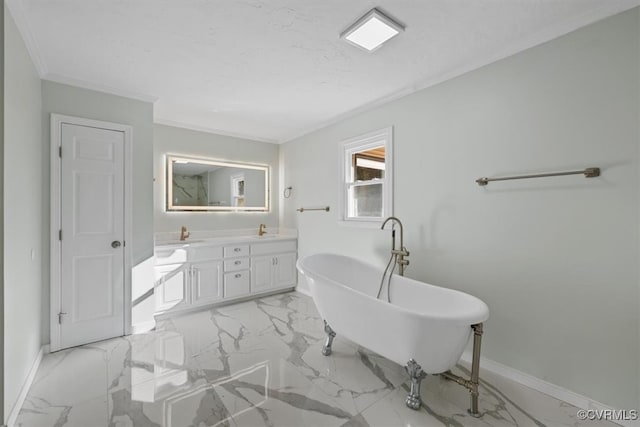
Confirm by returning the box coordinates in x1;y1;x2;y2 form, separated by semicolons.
58;123;125;349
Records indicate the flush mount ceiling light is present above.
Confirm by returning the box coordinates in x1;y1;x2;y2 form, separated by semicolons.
341;8;405;52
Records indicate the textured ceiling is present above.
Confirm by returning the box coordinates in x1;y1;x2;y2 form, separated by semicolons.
9;0;640;143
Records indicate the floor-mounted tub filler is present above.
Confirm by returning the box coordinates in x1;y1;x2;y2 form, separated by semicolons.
297;253;490;416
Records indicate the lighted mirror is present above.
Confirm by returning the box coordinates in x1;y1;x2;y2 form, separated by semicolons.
166;155;269;212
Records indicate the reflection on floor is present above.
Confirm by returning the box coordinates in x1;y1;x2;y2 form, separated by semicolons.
17;291;618;427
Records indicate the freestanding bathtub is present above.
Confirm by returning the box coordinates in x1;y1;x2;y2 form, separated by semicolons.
297;253;489;414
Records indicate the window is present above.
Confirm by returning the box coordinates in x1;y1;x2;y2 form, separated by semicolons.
341;127;393;225
231;174;245;207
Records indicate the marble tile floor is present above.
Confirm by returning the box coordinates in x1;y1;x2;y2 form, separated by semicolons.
17;291;619;427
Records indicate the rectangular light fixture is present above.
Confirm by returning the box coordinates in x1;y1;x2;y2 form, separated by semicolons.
341;8;404;52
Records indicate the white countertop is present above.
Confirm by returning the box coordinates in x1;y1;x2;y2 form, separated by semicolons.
155;234;296;250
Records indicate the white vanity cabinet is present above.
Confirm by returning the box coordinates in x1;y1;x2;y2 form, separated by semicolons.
155;247;190;312
250;240;297;292
188;245;224;308
155;263;189;312
154;236;297;316
190;260;223;307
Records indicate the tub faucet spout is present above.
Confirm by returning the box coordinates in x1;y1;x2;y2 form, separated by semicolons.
381;217;409;276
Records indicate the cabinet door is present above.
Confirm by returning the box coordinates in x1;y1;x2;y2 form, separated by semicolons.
274;253;297;288
251;255;274;292
191;260;223;306
156;264;189;312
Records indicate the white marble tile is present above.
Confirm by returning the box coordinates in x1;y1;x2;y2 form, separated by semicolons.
24;345;110;407
18;395;110;427
16;291;624;427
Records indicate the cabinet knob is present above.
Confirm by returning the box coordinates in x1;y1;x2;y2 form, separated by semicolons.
234;260;241;265
234;248;241;252
235;273;242;278
111;240;121;248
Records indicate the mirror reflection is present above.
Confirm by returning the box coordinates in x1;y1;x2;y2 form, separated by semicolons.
166;155;269;212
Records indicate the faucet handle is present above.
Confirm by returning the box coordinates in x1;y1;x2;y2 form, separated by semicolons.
180;225;190;240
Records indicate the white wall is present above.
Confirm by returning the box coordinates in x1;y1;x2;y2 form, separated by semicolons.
41;80;155;343
280;8;640;410
1;1;6;423
4;3;43;420
154;124;279;233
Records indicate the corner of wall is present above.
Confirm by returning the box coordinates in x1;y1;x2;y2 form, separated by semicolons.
637;5;640;411
1;1;6;424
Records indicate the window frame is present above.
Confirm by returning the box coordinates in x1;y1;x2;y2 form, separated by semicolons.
339;127;393;227
230;173;245;207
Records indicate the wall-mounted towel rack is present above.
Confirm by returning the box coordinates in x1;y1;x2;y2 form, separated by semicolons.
297;206;330;213
475;167;600;186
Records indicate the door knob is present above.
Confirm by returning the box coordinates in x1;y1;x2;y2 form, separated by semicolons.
111;240;121;248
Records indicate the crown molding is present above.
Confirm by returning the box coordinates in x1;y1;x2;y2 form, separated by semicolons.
282;1;640;143
154;118;280;144
7;0;639;145
5;0;47;76
42;74;159;103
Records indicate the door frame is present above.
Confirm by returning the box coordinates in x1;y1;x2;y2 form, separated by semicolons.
50;114;133;352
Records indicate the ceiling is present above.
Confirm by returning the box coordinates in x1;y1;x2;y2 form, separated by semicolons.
8;0;640;143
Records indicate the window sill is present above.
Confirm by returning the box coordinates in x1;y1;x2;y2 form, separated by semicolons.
337;219;383;229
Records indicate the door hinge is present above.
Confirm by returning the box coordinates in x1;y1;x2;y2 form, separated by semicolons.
59;229;62;240
59;146;62;157
58;312;67;324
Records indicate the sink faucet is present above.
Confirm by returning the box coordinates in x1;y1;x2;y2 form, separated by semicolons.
381;217;410;275
258;223;267;237
180;225;190;241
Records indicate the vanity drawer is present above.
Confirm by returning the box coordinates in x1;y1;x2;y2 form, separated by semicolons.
188;246;223;262
224;257;250;272
224;271;250;298
251;240;297;255
224;244;250;258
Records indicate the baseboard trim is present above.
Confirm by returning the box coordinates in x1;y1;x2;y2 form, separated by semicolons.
294;286;311;297
461;351;639;427
131;321;156;334
6;345;45;427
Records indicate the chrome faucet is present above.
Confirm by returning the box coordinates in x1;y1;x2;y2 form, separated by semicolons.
180;225;190;241
258;223;267;237
381;216;410;275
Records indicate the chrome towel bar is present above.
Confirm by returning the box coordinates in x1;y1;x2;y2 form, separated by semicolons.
476;167;600;186
297;206;330;212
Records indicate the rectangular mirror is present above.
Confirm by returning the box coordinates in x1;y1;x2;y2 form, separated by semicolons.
166;155;269;212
